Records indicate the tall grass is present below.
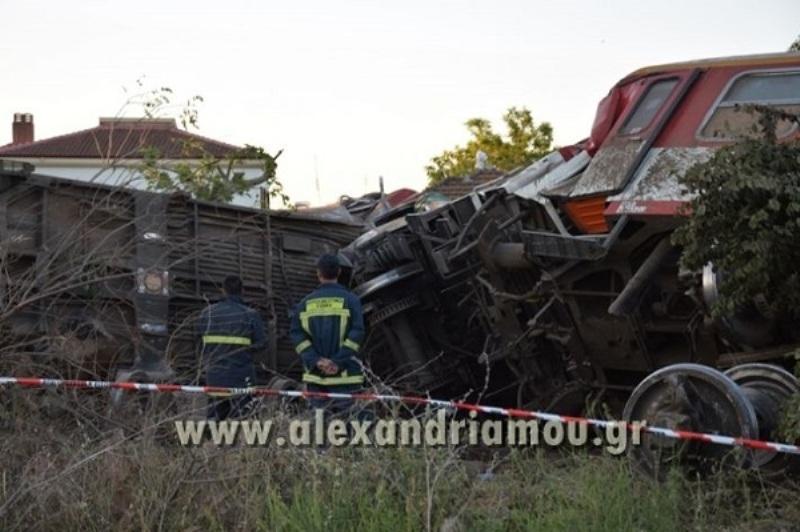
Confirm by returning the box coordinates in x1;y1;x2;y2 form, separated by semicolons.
0;390;797;531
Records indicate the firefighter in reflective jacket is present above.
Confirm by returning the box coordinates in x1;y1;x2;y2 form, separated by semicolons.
197;275;267;420
290;254;365;415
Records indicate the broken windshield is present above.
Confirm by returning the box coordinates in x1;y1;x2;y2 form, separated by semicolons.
620;78;679;135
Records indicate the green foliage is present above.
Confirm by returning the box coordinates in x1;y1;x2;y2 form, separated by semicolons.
3;394;800;531
672;106;800;321
6;425;799;532
425;107;554;185
132;86;289;205
790;35;800;52
140;142;289;205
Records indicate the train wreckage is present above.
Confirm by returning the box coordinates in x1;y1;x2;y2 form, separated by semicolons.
2;51;800;473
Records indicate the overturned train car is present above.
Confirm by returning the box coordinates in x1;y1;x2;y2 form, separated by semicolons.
0;161;362;384
346;52;800;474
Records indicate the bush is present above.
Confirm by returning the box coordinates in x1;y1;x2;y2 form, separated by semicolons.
672;107;800;322
1;393;799;531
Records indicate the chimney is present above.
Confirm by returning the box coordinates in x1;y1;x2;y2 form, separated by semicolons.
12;113;34;144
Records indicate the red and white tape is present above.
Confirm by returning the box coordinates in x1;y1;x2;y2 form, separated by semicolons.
1;376;799;455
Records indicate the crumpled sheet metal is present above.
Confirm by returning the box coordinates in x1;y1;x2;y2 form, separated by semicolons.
608;146;715;203
499;150;566;195
512;150;591;200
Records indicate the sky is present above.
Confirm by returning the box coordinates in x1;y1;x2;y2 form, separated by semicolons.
1;0;798;205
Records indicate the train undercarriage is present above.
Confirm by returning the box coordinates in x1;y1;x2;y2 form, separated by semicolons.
342;160;800;475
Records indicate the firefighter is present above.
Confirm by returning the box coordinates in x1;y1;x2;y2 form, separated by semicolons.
290;254;366;418
197;275;267;420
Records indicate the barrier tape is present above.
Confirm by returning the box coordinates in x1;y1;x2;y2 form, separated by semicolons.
1;376;799;455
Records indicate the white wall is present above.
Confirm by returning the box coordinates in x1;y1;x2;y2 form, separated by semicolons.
15;159;266;208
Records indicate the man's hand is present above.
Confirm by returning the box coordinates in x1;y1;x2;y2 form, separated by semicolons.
316;358;339;375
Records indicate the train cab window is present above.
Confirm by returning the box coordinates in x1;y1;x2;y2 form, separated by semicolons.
699;70;800;140
619;78;679;135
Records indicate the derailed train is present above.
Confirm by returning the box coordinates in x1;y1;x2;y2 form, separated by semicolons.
1;51;799;474
0;160;364;385
343;52;800;474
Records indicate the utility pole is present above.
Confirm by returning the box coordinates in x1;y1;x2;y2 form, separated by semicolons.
261;187;278;373
314;154;321;205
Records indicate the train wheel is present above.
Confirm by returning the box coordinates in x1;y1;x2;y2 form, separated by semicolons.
724;363;800;475
623;363;758;479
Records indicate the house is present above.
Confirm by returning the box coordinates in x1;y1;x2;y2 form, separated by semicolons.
425;168;505;200
0;113;266;206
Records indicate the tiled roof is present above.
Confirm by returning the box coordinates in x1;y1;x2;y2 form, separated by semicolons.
426;169;505;199
0;118;241;159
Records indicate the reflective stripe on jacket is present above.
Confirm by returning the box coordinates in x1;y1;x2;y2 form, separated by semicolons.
289;282;365;386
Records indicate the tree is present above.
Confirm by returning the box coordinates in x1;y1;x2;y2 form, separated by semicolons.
139;142;289;206
425;107;554;185
131;86;289;206
790;34;800;52
672;106;800;321
671;106;800;440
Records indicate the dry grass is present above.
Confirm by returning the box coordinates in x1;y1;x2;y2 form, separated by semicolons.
1;389;798;532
